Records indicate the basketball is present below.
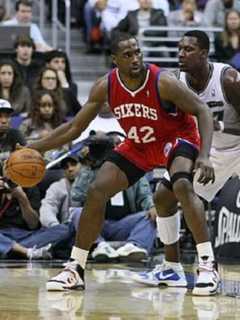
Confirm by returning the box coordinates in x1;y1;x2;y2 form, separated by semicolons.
5;148;46;188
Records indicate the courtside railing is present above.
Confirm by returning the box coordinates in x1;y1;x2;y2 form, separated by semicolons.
38;0;71;56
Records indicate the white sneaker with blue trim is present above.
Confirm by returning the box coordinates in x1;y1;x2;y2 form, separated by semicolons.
132;261;187;287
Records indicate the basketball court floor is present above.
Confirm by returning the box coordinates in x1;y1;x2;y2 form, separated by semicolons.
0;260;240;320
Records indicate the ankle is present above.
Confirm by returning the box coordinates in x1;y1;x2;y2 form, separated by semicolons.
164;259;183;269
71;246;89;269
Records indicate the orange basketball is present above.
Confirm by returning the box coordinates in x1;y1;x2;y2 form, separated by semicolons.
5;148;46;188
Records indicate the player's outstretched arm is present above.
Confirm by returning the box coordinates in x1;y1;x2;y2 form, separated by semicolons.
158;71;214;184
28;76;108;153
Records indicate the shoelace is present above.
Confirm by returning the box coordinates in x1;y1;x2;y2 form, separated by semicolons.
152;264;166;273
53;266;78;283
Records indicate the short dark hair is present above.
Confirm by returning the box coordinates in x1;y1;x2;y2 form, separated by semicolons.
110;32;137;54
14;34;35;49
15;0;32;11
184;30;210;53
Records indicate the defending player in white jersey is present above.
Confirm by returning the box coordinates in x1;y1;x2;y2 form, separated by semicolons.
134;30;240;295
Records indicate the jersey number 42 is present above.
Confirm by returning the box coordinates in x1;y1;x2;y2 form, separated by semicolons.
128;126;156;143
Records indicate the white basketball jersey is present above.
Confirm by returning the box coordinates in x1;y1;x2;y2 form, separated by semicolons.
179;63;240;150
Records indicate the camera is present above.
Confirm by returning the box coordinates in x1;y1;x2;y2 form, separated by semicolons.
86;133;115;168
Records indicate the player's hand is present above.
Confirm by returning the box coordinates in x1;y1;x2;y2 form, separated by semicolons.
0;176;6;190
146;207;157;222
194;156;215;185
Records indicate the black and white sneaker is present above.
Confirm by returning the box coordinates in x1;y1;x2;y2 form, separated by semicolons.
192;261;220;296
46;261;85;291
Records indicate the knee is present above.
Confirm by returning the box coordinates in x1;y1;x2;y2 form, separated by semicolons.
172;179;194;202
87;181;109;203
153;186;177;215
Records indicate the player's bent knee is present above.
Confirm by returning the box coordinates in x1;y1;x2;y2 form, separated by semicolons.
87;181;110;202
171;172;194;198
154;183;177;214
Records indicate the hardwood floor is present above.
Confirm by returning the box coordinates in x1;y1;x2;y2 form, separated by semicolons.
0;261;239;319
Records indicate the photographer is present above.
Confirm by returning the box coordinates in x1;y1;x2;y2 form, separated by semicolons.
0;99;78;259
71;130;157;262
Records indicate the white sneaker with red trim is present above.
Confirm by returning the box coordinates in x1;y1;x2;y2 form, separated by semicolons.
46;261;85;291
192;261;220;296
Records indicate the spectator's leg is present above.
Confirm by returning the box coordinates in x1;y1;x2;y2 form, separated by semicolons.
20;224;73;248
103;212;156;253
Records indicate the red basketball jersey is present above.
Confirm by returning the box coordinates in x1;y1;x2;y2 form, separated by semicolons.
108;64;200;171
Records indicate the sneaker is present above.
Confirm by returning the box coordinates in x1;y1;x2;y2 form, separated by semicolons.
46;261;85;291
116;243;148;262
27;244;52;260
192;261;220;296
132;261;187;287
91;242;119;262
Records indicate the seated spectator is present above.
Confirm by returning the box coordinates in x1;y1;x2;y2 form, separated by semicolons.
168;0;203;37
214;9;240;66
114;0;167;39
40;155;81;228
83;0;109;52
39;155;82;258
45;50;82;115
71;131;157;262
0;178;51;259
19;89;66;161
0;99;25;166
0;100;72;260
35;67;81;116
203;0;240;27
0;60;31;116
14;34;43;91
3;0;52;52
84;0;128;52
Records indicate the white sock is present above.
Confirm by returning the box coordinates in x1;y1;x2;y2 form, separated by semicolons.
196;241;214;263
71;246;89;269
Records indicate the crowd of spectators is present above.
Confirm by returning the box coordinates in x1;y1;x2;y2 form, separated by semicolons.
75;0;240;68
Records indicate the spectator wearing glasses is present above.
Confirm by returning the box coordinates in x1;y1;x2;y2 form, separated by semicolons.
45;50;82;115
35;67;81;117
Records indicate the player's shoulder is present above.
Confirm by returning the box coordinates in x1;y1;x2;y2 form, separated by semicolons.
94;74;109;88
217;64;240;96
222;65;239;83
158;69;178;88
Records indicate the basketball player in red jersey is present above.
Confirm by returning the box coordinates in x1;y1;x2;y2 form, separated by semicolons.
27;32;219;295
